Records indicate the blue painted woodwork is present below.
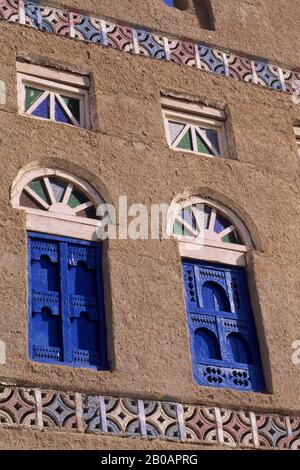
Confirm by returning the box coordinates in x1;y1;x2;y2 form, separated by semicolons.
164;0;174;6
28;232;108;370
194;328;221;361
182;260;265;392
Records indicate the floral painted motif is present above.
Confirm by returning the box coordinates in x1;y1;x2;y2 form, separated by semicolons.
40;390;78;430
0;386;36;426
136;30;166;59
282;69;300;95
0;0;18;22
198;46;225;75
168;39;196;67
255;62;283;91
105;23;134;52
183;405;218;443
72;14;103;44
226;54;254;82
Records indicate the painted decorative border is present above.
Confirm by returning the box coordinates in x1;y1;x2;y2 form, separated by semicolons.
0;1;299;97
0;383;299;449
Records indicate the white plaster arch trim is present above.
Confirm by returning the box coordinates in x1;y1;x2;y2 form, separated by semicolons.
11;167;105;241
167;196;254;267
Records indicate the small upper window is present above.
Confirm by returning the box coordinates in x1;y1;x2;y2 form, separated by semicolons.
293;127;300;157
162;97;229;158
17;62;91;129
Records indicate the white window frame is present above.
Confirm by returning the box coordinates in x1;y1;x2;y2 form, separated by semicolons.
167;196;254;267
11;168;104;241
17;62;91;129
161;96;229;158
293;126;300;156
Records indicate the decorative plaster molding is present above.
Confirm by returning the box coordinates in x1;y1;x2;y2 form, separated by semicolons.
0;1;299;97
0;384;299;449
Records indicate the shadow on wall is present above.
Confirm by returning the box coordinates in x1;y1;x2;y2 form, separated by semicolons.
168;0;215;30
194;0;215;30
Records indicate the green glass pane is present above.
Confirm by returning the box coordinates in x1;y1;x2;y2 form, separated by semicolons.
222;231;241;245
68;188;89;209
62;96;80;122
28;179;49;203
196;134;211;155
173;220;184;235
177;129;192;150
25;87;44;111
183;225;196;236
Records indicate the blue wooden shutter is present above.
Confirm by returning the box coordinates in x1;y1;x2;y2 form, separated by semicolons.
183;260;265;392
68;241;107;369
28;235;63;363
28;232;108;370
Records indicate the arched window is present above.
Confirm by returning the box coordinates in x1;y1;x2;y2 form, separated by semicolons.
168;197;253;267
11;168;108;371
169;196;265;392
11;168;104;240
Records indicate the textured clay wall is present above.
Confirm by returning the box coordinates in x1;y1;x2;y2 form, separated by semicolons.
53;0;300;66
0;427;223;450
0;0;299;449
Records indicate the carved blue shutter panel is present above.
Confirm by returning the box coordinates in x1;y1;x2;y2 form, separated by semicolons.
183;260;265;392
68;241;105;369
28;236;63;363
28;232;108;370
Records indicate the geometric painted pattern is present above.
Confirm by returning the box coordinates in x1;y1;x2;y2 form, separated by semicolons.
0;1;299;97
0;383;299;450
20;174;98;219
167;120;221;156
0;386;36;427
40;390;78;430
173;203;243;245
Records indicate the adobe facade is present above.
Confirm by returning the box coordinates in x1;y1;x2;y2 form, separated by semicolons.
0;0;299;450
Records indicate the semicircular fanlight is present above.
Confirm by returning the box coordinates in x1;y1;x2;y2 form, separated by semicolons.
19;175;98;220
172;201;244;246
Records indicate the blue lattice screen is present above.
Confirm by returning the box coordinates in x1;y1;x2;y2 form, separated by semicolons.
182;260;265;392
28;232;108;370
